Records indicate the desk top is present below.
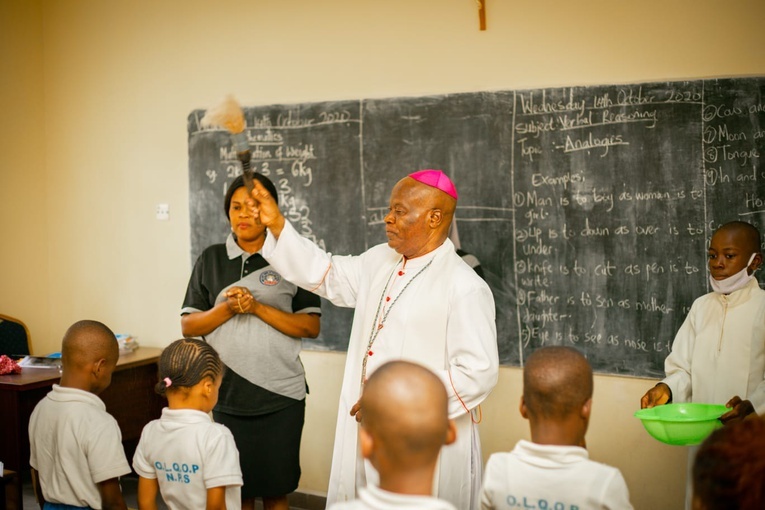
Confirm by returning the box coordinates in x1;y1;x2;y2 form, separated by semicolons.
0;347;161;390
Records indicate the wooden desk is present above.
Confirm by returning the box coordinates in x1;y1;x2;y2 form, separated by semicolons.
0;347;164;474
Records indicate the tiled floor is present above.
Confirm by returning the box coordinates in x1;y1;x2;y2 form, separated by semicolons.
19;475;325;510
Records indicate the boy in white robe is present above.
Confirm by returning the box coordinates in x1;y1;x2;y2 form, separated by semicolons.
249;170;499;510
329;360;458;510
641;221;765;419
481;346;633;510
641;221;765;509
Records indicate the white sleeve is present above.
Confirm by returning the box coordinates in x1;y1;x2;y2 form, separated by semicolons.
602;469;634;510
203;426;243;489
263;220;365;308
662;304;698;403
749;381;765;414
745;298;765;414
87;418;131;483
132;428;157;479
28;407;39;469
479;455;501;510
440;284;499;418
748;351;765;414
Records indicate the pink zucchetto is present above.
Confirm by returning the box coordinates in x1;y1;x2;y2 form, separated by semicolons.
408;169;458;200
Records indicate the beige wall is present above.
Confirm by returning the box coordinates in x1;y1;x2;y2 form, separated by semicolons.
3;0;765;507
0;0;48;346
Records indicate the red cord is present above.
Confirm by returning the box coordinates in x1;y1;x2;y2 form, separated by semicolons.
448;370;482;424
309;262;333;293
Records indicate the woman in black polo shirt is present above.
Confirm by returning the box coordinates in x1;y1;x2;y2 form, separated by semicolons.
180;173;321;510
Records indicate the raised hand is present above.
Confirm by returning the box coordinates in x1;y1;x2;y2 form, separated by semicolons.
249;179;285;237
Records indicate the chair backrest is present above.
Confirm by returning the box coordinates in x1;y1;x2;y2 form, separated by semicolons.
0;314;31;356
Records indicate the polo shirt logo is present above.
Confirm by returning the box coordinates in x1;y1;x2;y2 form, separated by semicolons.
259;270;281;286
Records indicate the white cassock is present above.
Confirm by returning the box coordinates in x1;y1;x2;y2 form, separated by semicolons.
262;221;499;510
660;278;765;510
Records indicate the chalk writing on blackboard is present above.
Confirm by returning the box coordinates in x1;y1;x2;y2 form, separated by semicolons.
187;78;765;378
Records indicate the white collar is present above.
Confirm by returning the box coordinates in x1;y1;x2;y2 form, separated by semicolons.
360;484;456;509
160;407;214;424
226;232;261;261
400;238;454;270
513;439;589;467
48;384;106;410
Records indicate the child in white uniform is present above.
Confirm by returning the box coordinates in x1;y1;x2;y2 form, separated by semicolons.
328;360;458;510
29;320;131;510
481;346;633;510
641;221;765;509
133;338;242;510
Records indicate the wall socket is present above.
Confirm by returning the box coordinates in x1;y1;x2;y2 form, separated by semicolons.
156;203;169;220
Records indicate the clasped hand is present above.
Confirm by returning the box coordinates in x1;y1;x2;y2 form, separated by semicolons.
226;287;255;315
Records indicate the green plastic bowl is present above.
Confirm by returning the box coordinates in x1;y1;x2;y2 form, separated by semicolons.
634;403;728;446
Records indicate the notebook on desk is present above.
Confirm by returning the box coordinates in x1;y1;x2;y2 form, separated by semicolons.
18;355;62;369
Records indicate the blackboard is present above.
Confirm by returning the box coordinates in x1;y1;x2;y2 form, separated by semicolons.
187;77;765;378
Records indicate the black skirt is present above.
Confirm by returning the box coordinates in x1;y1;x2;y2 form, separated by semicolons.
214;399;305;498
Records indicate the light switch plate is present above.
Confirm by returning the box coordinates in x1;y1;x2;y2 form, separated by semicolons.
156;203;169;220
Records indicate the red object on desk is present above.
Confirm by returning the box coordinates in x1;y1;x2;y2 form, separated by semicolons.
0;347;164;476
0;356;21;375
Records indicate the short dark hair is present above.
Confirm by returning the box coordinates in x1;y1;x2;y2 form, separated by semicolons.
223;173;279;219
63;320;116;345
61;320;119;367
716;221;762;253
156;338;224;395
523;346;593;419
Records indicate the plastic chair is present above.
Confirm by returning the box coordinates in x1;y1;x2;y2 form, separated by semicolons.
0;314;31;357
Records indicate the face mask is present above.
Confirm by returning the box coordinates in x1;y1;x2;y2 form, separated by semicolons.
709;252;757;294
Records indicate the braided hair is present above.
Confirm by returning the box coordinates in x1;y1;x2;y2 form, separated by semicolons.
156;338;224;396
